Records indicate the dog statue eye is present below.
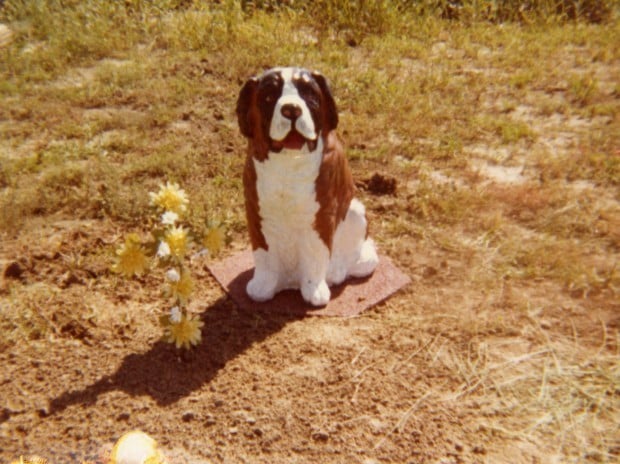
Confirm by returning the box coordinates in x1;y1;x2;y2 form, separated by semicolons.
296;82;320;108
259;88;278;106
296;77;319;98
259;78;281;106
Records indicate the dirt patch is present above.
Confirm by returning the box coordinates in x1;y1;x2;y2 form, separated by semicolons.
1;217;617;463
358;173;398;196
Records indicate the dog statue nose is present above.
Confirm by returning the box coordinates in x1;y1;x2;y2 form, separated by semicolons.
280;103;302;120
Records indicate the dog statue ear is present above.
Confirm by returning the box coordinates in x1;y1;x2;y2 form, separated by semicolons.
312;71;339;132
236;77;259;138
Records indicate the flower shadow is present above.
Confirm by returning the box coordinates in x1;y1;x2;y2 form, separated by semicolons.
48;296;303;413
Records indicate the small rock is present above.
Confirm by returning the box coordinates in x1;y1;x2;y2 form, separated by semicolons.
37;405;50;418
472;445;487;454
3;261;24;280
233;410;257;425
368;418;386;435
204;414;216;426
182;411;196;422
228;427;238;435
311;430;329;442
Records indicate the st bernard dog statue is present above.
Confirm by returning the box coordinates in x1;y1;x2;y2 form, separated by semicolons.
236;67;378;307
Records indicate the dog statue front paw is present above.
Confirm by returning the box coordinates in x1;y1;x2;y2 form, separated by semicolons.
301;280;331;307
246;271;279;302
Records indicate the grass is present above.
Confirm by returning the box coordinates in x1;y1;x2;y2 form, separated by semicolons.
0;0;619;462
456;337;619;459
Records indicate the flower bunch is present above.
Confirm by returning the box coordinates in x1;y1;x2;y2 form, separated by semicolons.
112;181;225;350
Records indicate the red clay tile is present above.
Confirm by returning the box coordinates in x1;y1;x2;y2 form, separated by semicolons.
207;249;411;317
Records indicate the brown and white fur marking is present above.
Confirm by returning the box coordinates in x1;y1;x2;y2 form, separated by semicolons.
236;67;378;307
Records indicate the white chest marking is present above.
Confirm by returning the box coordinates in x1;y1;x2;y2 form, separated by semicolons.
253;143;326;286
254;147;322;239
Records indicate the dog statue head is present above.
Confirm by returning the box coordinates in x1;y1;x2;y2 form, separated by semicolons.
236;67;339;157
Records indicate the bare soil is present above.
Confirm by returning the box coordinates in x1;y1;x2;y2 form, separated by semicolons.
0;212;617;463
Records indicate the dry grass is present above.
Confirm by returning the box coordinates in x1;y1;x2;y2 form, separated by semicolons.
462;329;619;460
1;1;619;462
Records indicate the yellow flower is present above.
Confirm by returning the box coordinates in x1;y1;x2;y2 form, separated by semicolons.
164;226;189;259
164;313;204;349
112;233;149;277
109;430;167;464
168;269;194;305
203;226;225;256
149;181;189;215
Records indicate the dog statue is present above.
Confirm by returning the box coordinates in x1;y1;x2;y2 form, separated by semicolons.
236;67;378;306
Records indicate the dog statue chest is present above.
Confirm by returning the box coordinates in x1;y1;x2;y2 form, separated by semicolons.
253;149;323;236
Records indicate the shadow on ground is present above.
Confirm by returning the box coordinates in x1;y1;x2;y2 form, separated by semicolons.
48;296;303;413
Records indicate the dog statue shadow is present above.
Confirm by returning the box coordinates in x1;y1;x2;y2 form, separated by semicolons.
48;296;303;413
